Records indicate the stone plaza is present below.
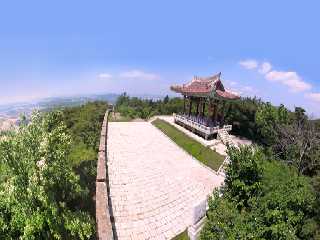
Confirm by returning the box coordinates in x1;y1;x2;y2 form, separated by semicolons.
107;122;224;240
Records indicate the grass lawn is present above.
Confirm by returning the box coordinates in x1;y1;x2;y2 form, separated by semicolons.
152;119;225;171
171;230;189;240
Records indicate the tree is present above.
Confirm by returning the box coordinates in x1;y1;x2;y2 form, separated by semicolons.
114;94;184;120
255;103;291;146
200;192;258;240
223;97;262;141
163;95;169;104
294;107;308;125
224;146;264;209
274;119;320;176
0;111;94;239
201;147;319;240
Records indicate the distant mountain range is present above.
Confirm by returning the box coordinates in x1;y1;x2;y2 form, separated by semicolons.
0;93;167;119
0;93;119;119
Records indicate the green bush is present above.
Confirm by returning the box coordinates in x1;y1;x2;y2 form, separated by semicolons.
201;147;319;240
0;111;94;239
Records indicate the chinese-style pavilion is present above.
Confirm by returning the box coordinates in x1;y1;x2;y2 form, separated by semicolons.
170;72;240;139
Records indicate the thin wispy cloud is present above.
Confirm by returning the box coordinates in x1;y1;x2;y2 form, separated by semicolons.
98;73;113;79
305;92;320;102
258;62;272;74
98;69;160;82
224;80;257;97
242;86;254;92
238;85;259;96
119;70;160;81
239;60;258;70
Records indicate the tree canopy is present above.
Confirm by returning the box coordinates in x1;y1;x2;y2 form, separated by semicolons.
0;101;108;239
0;111;94;239
201;146;319;240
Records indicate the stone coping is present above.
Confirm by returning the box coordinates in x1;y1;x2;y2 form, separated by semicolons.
96;110;115;240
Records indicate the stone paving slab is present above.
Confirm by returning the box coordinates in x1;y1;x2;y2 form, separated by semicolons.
107;122;224;240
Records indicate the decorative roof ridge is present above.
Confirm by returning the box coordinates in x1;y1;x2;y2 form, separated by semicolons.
192;72;221;83
170;71;240;100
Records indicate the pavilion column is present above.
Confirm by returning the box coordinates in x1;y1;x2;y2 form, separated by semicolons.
196;99;200;116
210;100;216;123
220;100;226;126
208;101;214;125
183;96;186;114
213;100;218;124
202;100;206;118
188;98;193;116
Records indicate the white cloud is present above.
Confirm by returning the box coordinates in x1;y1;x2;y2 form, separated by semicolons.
229;81;237;86
305;92;320;102
238;85;259;96
240;59;312;93
119;70;160;81
239;59;258;70
258;62;272;74
243;86;254;92
224;80;237;87
265;71;311;92
98;73;113;79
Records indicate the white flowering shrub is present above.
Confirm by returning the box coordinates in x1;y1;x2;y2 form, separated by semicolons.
0;111;94;239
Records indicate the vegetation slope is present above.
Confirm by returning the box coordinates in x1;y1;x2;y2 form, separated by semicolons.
0;101;107;239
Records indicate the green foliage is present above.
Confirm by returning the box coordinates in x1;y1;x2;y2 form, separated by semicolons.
224;146;264;209
62;101;106;153
115;93;184;120
255;103;291;146
273;119;320;175
152;119;224;171
223;97;263;141
68;142;96;166
258;161;317;239
201;192;257;240
255;103;320;176
312;174;320;238
201;147;319;240
0;101;107;239
0;111;94;239
61;101;107;222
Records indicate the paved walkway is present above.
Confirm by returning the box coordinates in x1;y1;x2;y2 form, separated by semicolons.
107;122;224;240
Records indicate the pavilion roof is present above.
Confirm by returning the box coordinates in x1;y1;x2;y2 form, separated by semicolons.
170;72;240;100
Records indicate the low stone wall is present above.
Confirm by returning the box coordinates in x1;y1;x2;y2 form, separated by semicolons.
96;110;115;240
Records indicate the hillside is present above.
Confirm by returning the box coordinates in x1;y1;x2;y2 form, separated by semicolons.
0;101;108;239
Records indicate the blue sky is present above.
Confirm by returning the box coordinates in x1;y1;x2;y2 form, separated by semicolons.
1;1;320;116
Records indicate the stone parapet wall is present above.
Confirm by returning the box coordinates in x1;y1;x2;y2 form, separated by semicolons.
96;110;115;240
